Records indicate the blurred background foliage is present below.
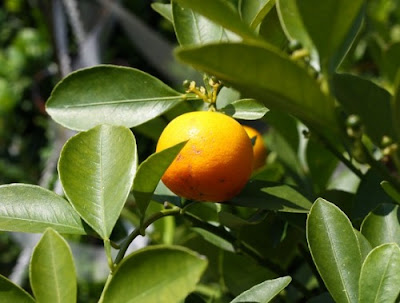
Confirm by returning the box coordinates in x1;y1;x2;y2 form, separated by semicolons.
0;0;399;302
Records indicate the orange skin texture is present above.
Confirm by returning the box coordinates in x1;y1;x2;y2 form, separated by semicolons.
242;125;267;170
156;111;254;202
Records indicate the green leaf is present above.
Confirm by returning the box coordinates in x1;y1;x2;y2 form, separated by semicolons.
172;1;229;46
176;42;339;136
0;274;35;303
392;71;400;142
307;198;362;303
30;228;77;303
276;0;314;52
231;181;312;213
381;181;400;204
192;227;234;252
173;0;257;41
359;243;400;303
259;7;288;50
133;141;186;216
361;203;400;248
59;125;137;239
333;73;395;145
0;184;85;234
220;99;269;120
354;230;372;262
230;276;291;303
239;0;276;29
101;245;207;303
151;3;173;23
296;0;365;72
46;65;184;131
383;42;400;84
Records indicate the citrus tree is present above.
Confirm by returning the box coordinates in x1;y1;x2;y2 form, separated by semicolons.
1;0;400;302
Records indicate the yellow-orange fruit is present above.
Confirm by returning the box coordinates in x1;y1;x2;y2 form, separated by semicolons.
156;111;254;202
242;125;267;170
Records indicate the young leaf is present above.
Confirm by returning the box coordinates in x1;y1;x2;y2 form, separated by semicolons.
46;65;184;131
220;99;269;120
359;243;400;303
0;184;85;234
333;73;395;145
361;203;400;248
173;0;257;41
239;0;276;29
30;228;77;303
231;181;312;213
151;3;173;23
133;141;186;216
0;274;35;303
176;42;339;136
296;0;365;72
101;245;207;303
230;276;291;303
172;1;229;46
59;125;137;239
307;198;362;303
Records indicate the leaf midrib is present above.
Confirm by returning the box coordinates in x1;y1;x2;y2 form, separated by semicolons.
373;247;394;303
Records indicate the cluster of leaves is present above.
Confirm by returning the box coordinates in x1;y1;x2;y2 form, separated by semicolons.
1;0;400;302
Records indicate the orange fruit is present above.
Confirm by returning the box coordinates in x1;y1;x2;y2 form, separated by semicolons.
156;111;253;202
242;125;267;170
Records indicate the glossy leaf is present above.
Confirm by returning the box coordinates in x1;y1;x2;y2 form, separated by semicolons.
276;0;314;52
151;3;173;23
231;180;312;213
173;0;257;41
46;65;184;131
359;243;400;303
239;0;276;29
133;141;186;216
333;73;395;145
392;71;400;142
354;230;372;262
230;276;291;303
296;0;365;72
0;274;35;303
307;198;362;303
172;1;229;46
361;203;400;248
220;99;269;120
0;184;85;234
176;43;339;136
59;125;137;239
381;181;400;204
30;229;77;303
101;245;207;303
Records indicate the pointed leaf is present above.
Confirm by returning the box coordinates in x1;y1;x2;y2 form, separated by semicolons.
354;230;372;262
296;0;365;72
333;73;395;145
30;229;77;303
230;276;291;303
0;184;85;234
151;3;173;23
239;0;276;29
231;181;312;213
173;0;257;41
359;243;400;303
172;1;229;46
101;245;207;303
0;274;35;303
307;198;362;303
192;227;234;252
361;203;400;248
46;65;184;131
133;141;186;216
220;99;269;120
59;125;137;239
176;43;339;136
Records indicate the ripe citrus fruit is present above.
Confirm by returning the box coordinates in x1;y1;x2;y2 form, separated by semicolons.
156;111;254;202
242;125;267;170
